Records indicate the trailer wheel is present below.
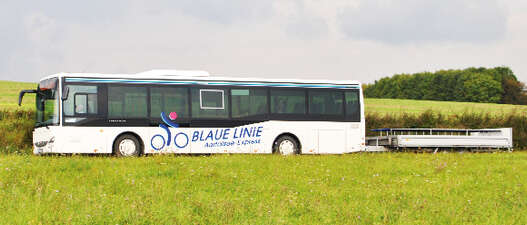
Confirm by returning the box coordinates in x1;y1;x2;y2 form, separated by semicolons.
113;134;141;157
273;135;300;155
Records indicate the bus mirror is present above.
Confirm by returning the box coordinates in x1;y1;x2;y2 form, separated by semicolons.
62;86;69;101
18;89;37;106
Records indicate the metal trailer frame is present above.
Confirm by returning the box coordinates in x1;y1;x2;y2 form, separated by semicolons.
365;128;513;151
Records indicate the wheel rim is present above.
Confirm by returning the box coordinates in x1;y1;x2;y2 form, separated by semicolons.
119;139;137;156
279;140;296;155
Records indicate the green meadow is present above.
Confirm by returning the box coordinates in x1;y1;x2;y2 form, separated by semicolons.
1;153;527;224
2;80;527;224
0;81;36;111
364;98;527;116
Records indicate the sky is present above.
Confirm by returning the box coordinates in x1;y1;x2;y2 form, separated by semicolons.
1;0;526;84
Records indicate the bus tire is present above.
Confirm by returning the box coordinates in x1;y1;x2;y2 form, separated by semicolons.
273;135;300;155
113;134;142;157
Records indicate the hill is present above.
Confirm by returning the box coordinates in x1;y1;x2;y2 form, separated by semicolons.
0;80;36;111
365;98;527;116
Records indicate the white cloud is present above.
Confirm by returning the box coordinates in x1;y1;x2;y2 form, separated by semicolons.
0;0;526;85
170;0;275;24
338;0;508;44
272;0;329;39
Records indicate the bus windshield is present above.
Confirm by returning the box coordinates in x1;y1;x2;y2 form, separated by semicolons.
36;78;59;127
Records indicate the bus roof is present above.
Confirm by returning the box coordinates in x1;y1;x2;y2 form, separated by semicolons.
40;70;361;87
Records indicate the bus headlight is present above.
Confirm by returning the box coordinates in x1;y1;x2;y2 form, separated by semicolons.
34;136;55;148
35;141;48;147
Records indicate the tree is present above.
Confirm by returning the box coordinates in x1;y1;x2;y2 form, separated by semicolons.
363;67;525;104
462;73;503;103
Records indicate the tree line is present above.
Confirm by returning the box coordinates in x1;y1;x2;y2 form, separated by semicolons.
363;67;527;104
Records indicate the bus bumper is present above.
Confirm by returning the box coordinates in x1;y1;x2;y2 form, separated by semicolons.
33;127;57;155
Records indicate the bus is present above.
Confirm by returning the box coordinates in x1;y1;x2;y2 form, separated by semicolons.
19;70;365;156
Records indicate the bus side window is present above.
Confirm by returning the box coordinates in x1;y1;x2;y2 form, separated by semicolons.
270;89;306;114
63;85;98;117
108;86;148;118
308;90;343;115
74;94;87;114
150;87;189;119
345;90;360;121
200;89;224;109
231;88;268;118
191;88;229;119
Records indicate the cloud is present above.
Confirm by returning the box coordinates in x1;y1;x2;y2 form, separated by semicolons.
275;1;329;39
338;0;508;44
1;0;526;85
0;0;129;80
285;16;328;39
136;0;275;25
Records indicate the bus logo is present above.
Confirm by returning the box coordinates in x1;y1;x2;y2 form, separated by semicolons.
150;112;189;151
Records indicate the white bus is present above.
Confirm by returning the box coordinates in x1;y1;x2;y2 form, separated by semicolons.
19;70;365;156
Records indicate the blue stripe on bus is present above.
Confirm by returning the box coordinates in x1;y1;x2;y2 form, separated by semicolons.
64;78;360;89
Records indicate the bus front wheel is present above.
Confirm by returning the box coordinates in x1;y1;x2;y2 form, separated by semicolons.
273;135;300;155
113;134;142;157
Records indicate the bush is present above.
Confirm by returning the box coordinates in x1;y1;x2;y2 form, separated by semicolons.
0;110;34;154
2;109;527;154
364;67;527;104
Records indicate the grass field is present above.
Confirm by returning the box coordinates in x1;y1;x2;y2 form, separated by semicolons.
365;98;527;115
3;80;527;115
0;80;36;111
2;80;527;224
1;153;526;224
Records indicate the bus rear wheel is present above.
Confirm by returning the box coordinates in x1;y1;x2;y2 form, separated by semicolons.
273;135;300;155
113;134;142;157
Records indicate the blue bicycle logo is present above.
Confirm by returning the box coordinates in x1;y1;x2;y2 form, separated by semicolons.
150;112;189;150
